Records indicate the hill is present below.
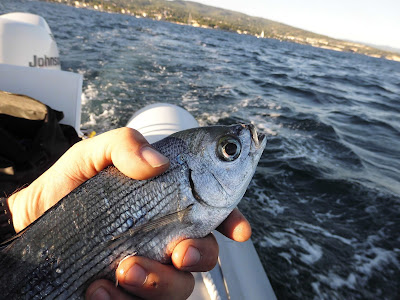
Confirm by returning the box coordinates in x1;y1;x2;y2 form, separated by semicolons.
47;0;400;62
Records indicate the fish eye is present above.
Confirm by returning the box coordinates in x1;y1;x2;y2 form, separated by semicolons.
217;136;241;161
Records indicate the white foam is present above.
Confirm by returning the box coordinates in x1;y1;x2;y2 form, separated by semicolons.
294;221;354;245
278;252;292;264
311;281;322;299
197;111;231;126
261;199;286;215
82;83;99;105
269;113;281;118
250;116;279;136
297;238;322;264
315;272;357;291
80;108;115;128
260;230;323;264
354;245;400;276
251;188;287;216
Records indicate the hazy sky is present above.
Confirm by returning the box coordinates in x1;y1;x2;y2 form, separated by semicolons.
188;0;400;49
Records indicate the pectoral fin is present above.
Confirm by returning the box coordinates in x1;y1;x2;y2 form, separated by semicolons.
106;204;193;249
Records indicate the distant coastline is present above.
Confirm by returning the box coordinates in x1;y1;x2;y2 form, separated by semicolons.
43;0;400;62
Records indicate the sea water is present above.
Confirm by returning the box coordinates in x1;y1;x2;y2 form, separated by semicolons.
1;1;399;299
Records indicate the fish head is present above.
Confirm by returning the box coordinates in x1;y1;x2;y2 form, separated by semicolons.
184;124;266;211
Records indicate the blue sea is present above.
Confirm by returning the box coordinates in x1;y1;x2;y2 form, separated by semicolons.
1;1;400;299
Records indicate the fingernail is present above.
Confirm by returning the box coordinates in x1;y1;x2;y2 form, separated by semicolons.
90;287;111;300
124;264;148;287
182;246;201;267
141;146;169;168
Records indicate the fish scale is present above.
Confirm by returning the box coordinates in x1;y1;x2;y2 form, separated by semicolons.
0;124;266;299
4;167;187;299
54;188;181;296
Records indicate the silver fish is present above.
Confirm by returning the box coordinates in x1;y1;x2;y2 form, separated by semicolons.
0;124;266;299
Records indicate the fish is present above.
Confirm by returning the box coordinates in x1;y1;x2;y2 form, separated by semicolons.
0;124;266;299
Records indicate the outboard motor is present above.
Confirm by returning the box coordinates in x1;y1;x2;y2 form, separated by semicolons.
0;12;60;70
126;103;199;143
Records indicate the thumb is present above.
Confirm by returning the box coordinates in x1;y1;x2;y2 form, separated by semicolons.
52;127;170;185
111;128;170;179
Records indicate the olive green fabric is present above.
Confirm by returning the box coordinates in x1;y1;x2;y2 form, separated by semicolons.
0;91;47;121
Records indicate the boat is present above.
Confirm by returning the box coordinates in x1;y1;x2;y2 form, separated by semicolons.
0;12;276;300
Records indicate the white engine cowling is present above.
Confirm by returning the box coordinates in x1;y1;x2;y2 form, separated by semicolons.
126;103;199;143
0;12;60;70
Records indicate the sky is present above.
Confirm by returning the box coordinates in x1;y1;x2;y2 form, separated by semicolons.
187;0;400;49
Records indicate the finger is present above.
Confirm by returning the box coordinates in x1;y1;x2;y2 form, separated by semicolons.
216;208;252;242
116;256;194;300
172;234;219;272
86;279;137;300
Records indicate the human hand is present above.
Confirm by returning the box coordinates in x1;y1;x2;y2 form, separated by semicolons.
8;127;170;232
8;127;251;300
85;207;250;300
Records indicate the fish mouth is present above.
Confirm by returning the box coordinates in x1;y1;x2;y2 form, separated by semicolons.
247;124;266;149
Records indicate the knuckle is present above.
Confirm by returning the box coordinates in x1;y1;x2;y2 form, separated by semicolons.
118;127;146;143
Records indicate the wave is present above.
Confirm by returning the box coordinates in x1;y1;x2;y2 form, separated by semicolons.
4;1;400;298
